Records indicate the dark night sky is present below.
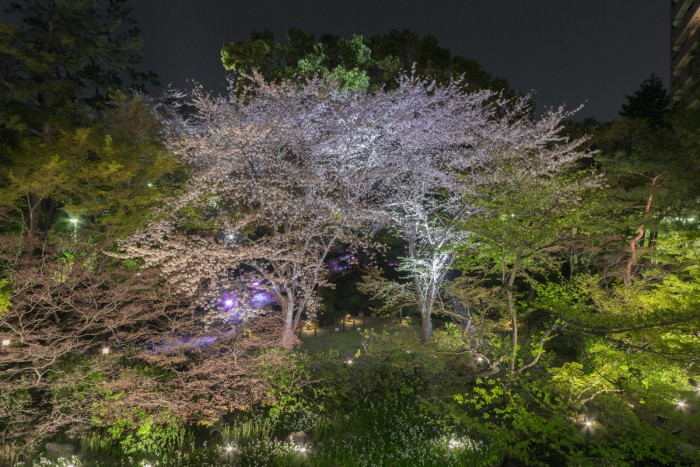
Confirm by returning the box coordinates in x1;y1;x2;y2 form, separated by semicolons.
4;0;671;121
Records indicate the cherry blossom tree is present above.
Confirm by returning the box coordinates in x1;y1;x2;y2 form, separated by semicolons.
118;76;384;347
0;236;284;452
363;87;498;341
117;72;593;351
116;74;505;347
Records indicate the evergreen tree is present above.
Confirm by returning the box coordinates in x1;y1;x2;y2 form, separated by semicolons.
0;0;159;139
619;74;670;129
0;0;167;244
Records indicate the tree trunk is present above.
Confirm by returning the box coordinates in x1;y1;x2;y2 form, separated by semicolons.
27;193;42;241
421;304;432;343
624;174;660;286
506;254;522;378
507;287;517;377
408;224;434;343
281;295;296;349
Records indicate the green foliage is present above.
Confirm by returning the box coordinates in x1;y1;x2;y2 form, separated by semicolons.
104;414;184;458
0;1;168;245
221;28;514;95
79;427;219;466
0;96;185;239
255;350;336;427
0;278;10;318
357;267;416;316
455;377;685;465
594;108;700;243
535;234;700;342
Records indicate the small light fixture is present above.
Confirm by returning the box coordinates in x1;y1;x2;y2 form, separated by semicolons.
224;299;233;307
102;346;110;355
677;400;687;409
476;356;484;363
147;182;153;188
299;446;307;454
584;420;593;428
69;218;78;225
346;359;353;365
1;339;9;346
225;444;234;453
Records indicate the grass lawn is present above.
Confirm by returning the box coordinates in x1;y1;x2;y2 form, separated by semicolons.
299;315;407;356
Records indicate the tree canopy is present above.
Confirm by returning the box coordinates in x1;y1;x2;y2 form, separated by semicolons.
221;28;514;95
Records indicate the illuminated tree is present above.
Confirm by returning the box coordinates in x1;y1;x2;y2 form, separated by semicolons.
458;102;598;377
364;87;495;342
116;74;500;347
0;238;283;452
0;97;183;244
118;76;374;348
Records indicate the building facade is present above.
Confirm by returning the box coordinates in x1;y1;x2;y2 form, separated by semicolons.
671;0;700;108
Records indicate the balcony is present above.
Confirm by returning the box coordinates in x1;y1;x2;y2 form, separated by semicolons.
673;0;694;27
671;62;697;101
672;0;700;46
672;28;699;71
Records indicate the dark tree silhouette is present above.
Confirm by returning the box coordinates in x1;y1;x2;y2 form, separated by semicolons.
619;74;670;128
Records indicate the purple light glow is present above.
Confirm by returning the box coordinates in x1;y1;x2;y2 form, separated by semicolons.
194;336;218;345
250;292;275;308
221;293;237;309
